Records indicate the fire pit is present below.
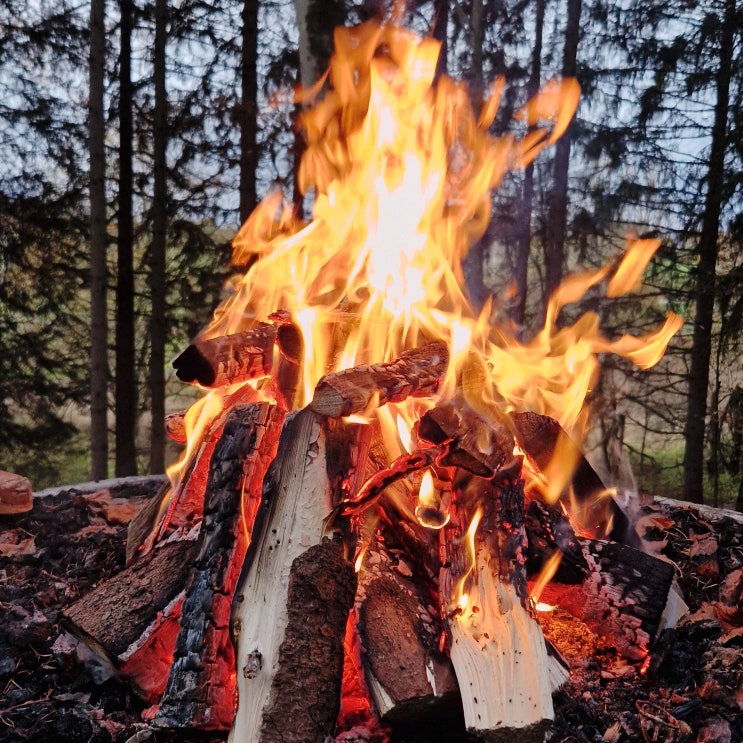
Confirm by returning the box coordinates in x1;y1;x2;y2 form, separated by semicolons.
2;18;741;743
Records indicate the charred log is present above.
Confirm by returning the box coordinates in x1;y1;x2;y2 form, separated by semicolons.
155;402;284;730
173;324;277;388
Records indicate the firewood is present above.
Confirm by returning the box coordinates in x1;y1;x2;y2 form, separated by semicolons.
229;409;357;743
0;469;32;514
60;539;199;701
165;411;187;443
539;539;677;662
127;384;259;564
310;341;448;418
510;411;633;543
354;531;460;725
418;399;516;477
440;469;566;740
155;402;284;730
172;323;277;388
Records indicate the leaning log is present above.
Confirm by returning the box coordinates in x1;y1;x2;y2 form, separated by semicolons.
229;409;357;743
310;341;448;418
60;539;199;702
173;323;277;388
440;467;566;741
156;402;284;730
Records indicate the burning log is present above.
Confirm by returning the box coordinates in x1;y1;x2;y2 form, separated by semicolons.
539;539;677;662
440;466;565;740
310;341;448;418
229;409;357;743
156;402;284;730
60;539;199;702
173;323;277;388
0;469;32;514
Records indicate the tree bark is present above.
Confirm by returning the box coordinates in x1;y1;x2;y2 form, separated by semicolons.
543;0;581;303
89;0;108;480
682;0;736;504
149;0;168;474
115;0;137;476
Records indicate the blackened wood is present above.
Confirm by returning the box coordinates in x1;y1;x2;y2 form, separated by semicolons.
156;402;284;730
540;539;676;661
60;539;197;662
418;399;515;477
524;498;588;584
173;324;277;387
310;341;448;418
127;385;259;565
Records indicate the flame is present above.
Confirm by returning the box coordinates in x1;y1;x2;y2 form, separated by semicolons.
169;21;681;541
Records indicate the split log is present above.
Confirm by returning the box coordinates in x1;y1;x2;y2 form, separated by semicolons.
310;341;448;418
0;470;32;514
539;539;677;662
165;411;187;443
173;323;277;388
156;402;284;730
440;468;566;741
229;409;357;743
418;399;516;478
353;531;460;725
60;539;199;702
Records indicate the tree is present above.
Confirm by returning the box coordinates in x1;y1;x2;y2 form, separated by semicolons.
89;0;109;480
149;0;168;474
240;0;259;224
115;0;137;475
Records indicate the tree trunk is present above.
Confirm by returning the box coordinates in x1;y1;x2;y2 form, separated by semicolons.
239;0;258;226
149;0;168;474
512;0;545;327
682;0;735;504
115;0;137;476
543;0;581;303
89;0;109;481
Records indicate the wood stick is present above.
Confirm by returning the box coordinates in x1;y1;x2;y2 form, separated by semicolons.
155;402;284;730
173;324;277;388
229;409;356;743
310;341;448;418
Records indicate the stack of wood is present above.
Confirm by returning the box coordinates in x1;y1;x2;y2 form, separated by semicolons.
60;329;684;742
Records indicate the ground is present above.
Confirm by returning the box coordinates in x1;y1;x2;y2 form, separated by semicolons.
0;480;741;742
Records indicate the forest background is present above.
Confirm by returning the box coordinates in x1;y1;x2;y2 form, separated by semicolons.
0;0;741;507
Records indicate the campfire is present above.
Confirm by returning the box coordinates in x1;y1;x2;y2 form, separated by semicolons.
61;20;687;742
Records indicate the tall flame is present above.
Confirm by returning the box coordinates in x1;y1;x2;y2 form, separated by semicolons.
183;20;680;477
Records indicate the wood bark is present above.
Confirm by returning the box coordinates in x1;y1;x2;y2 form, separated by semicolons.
60;539;198;701
149;0;168;474
156;402;284;730
543;0;581;302
89;0;108;480
115;0;137;477
310;341;448;418
229;409;356;743
682;0;736;504
173;324;277;388
539;539;677;661
0;470;32;514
